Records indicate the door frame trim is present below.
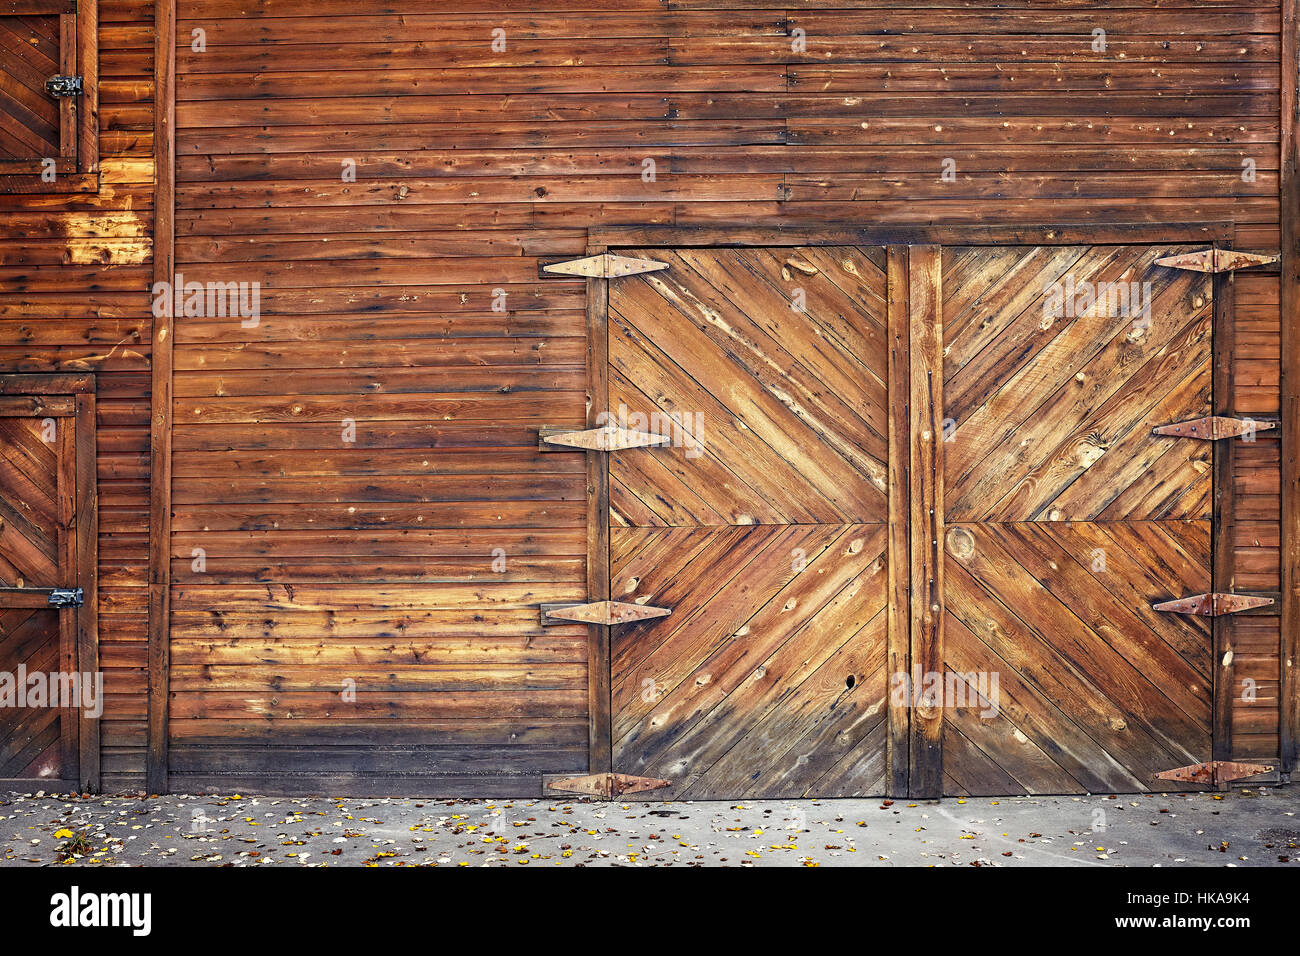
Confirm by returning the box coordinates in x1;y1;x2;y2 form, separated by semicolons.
589;222;1234;252
0;373;98;792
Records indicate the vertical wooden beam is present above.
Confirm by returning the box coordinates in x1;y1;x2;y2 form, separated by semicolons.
147;0;176;795
885;246;912;797
1211;251;1236;762
75;390;99;791
75;0;96;173
907;245;944;798
585;245;612;774
1280;0;1299;776
57;14;76;162
56;411;78;782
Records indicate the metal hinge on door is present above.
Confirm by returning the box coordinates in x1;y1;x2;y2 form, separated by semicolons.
1152;593;1275;616
541;253;669;278
1155;249;1280;272
1155;760;1275;789
1152;416;1278;440
539;424;671;452
545;772;672;799
541;601;671;626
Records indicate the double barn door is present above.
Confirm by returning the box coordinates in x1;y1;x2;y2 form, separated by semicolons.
596;244;1223;798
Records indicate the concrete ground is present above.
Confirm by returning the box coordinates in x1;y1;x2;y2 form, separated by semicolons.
1;785;1297;867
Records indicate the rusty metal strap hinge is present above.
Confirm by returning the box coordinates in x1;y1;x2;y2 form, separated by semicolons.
541;253;669;279
545;772;672;799
541;601;671;626
1152;416;1278;441
45;75;83;98
1152;593;1275;616
1156;760;1275;787
1155;249;1280;273
539;424;671;452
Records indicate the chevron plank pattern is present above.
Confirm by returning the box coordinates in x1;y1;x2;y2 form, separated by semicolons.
943;245;1213;523
942;522;1211;796
0;415;65;778
0;15;61;160
611;524;889;798
608;246;889;527
939;246;1214;795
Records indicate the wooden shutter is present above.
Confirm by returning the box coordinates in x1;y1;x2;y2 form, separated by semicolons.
0;0;97;191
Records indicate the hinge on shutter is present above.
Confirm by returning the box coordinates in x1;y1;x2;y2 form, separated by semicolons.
1152;593;1275;616
45;75;83;98
47;587;84;608
1152;416;1278;440
539;424;671;452
1155;760;1275;789
541;601;671;626
1155;249;1279;273
541;253;669;278
545;772;672;799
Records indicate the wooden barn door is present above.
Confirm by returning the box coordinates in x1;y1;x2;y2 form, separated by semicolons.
935;245;1216;795
0;376;98;790
604;247;904;799
580;242;1244;799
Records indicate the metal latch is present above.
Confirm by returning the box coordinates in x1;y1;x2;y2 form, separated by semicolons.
47;587;84;608
45;75;84;98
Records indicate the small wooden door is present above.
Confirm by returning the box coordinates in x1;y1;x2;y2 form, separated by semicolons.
937;246;1214;794
605;247;903;799
0;375;97;790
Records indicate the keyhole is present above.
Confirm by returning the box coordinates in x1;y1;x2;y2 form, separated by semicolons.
845;675;855;689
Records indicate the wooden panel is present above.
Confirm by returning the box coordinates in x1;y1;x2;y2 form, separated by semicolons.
944;245;1214;522
607;246;893;797
944;521;1212;794
907;245;944;797
0;15;60;160
0;408;82;782
939;246;1215;795
612;524;890;799
608;246;888;527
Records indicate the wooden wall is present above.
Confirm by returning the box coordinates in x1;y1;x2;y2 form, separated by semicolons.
3;0;1290;792
0;0;154;789
1231;271;1283;759
165;0;1286;791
